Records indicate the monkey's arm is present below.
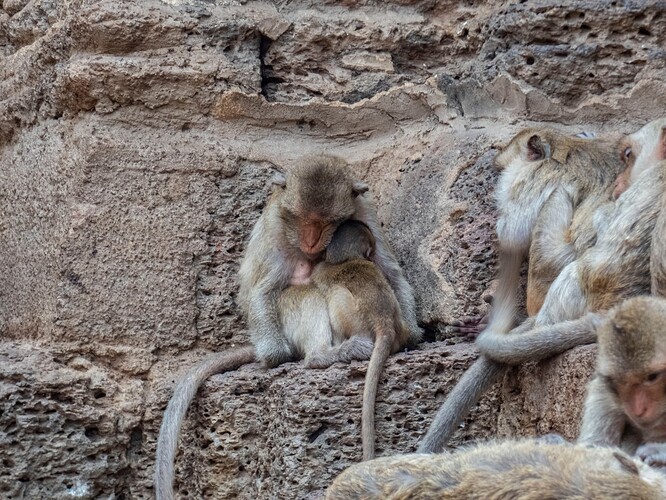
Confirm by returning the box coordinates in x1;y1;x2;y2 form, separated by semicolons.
476;312;602;366
353;195;422;343
238;209;294;367
578;376;627;448
417;356;506;453
247;280;295;367
527;188;577;314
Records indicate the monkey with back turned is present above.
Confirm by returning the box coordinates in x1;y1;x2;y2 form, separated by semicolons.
308;220;412;460
419;128;627;452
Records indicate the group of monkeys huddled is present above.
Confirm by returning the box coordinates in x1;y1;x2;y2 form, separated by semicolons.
154;116;666;499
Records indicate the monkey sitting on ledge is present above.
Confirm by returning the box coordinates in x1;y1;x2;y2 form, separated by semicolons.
155;156;421;500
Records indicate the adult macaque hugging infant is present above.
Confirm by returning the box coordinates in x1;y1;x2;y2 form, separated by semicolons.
154;156;421;499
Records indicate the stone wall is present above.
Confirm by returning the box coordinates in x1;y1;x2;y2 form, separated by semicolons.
0;0;664;498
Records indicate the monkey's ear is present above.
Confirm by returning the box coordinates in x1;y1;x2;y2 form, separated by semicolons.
352;181;369;197
271;172;286;187
526;135;551;161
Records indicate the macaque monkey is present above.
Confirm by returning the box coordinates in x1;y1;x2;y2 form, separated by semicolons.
420;122;666;453
418;129;625;453
155;156;421;500
327;439;666;499
308;220;412;460
476;120;666;365
579;297;666;467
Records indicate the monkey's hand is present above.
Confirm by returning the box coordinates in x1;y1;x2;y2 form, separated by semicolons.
255;336;294;368
449;314;489;338
448;295;492;338
636;443;666;469
337;336;374;362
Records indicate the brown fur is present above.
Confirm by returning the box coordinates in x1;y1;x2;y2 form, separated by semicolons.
580;296;666;466
328;439;666;499
311;221;411;460
154;156;421;499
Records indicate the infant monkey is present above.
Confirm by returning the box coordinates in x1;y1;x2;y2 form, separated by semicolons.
327;439;666;499
312;220;411;460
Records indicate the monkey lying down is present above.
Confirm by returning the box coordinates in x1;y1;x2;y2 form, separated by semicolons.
326;438;666;499
155;157;420;500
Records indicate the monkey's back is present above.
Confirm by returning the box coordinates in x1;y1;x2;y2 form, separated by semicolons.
580;162;664;311
326;440;666;500
313;258;409;348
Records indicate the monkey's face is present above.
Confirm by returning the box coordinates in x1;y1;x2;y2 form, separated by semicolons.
625;119;666;185
275;162;368;259
614;367;666;435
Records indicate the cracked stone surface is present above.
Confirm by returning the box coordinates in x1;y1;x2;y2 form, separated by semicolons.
0;0;664;498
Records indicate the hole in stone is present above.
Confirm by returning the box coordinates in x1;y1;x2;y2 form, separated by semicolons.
85;427;100;441
308;425;327;443
525;55;535;65
638;27;651;36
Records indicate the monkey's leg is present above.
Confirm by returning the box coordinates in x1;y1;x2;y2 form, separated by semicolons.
250;290;295;367
477;313;600;365
306;287;374;367
417;356;506;453
578;376;627;449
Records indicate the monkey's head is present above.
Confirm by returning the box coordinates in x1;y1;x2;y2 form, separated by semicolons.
620;117;666;186
495;129;573;171
324;220;375;265
273;155;369;260
598;296;666;435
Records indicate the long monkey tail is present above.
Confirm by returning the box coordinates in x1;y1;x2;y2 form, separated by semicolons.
415;249;523;454
476;313;602;366
361;332;393;461
417;356;506;453
154;346;256;500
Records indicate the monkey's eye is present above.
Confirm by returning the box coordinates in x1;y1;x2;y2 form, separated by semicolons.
645;372;661;384
623;147;632;161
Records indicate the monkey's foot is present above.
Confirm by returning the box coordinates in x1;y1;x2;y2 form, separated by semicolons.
450;314;489;338
304;353;337;369
337;336;374;363
636;443;666;468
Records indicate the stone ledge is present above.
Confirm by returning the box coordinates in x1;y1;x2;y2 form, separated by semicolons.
170;342;595;499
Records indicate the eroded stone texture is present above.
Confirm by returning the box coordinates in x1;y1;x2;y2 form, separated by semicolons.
1;0;664;498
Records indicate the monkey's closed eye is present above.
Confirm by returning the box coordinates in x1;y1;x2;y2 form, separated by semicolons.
645;372;661;384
